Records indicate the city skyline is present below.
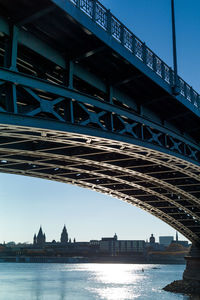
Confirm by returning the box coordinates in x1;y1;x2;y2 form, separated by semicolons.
4;223;180;246
0;0;199;243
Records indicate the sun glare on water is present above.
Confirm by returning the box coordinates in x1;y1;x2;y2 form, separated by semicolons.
86;264;144;299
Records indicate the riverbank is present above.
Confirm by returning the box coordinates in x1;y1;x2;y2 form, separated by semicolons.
0;255;186;264
163;279;200;296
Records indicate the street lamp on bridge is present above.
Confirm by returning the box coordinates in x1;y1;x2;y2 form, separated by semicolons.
171;0;179;95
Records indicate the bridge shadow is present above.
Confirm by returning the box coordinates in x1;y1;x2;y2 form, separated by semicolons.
31;265;69;300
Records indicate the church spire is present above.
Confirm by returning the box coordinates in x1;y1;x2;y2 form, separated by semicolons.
36;226;46;246
60;225;68;244
176;231;178;242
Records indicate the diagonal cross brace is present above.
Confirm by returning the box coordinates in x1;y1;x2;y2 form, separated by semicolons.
146;127;162;146
169;136;182;154
118;116;138;138
24;87;65;121
187;145;198;160
78;102;107;130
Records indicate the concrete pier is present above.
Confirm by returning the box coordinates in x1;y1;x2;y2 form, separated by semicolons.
183;244;200;281
163;244;200;295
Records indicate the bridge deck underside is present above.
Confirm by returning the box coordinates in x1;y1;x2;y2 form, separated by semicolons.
0;0;200;142
0;125;200;243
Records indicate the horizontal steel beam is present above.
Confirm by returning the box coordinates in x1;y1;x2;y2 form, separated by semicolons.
0;67;199;163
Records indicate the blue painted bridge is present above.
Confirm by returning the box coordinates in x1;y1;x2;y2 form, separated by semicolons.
0;0;200;259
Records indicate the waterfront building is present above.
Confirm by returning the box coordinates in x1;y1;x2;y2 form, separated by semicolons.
159;234;189;248
146;234;161;250
149;234;155;244
159;236;174;247
99;234;145;255
90;240;100;247
173;231;189;248
0;228;190;262
176;240;189;247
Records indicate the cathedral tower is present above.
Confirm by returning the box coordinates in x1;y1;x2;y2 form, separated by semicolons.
36;226;46;245
60;225;68;244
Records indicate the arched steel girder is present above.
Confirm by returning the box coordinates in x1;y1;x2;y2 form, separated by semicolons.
0;155;199;223
0;166;198;243
0;124;200;243
0;123;200;207
1;126;200;181
0;121;200;179
0;146;199;208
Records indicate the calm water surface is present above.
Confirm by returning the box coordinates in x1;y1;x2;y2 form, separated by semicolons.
0;263;199;300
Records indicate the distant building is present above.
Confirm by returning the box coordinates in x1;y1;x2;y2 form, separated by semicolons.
176;240;189;247
172;232;189;248
6;241;15;246
99;234;145;255
60;225;68;244
33;227;46;246
33;225;71;247
150;234;155;244
159;236;174;247
89;240;100;248
101;233;118;242
146;234;160;250
176;231;178;243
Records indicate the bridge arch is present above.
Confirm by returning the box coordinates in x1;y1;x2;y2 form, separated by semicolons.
0;119;200;243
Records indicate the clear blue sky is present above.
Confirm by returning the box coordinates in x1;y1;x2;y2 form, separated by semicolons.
1;0;199;244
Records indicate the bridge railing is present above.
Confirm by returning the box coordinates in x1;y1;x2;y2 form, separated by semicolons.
69;0;200;110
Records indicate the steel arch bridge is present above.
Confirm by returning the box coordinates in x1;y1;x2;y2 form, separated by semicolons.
0;0;200;246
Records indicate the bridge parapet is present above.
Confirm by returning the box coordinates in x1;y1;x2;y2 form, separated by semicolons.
68;0;200;110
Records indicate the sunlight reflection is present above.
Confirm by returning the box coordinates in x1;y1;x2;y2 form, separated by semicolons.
90;287;139;300
91;264;141;284
86;264;146;299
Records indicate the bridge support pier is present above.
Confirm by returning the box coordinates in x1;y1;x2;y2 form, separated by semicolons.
163;244;200;295
183;244;200;282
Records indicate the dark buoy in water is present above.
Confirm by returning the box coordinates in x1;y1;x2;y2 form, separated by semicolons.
142;268;144;272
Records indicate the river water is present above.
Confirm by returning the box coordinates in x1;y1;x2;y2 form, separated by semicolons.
0;263;199;300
